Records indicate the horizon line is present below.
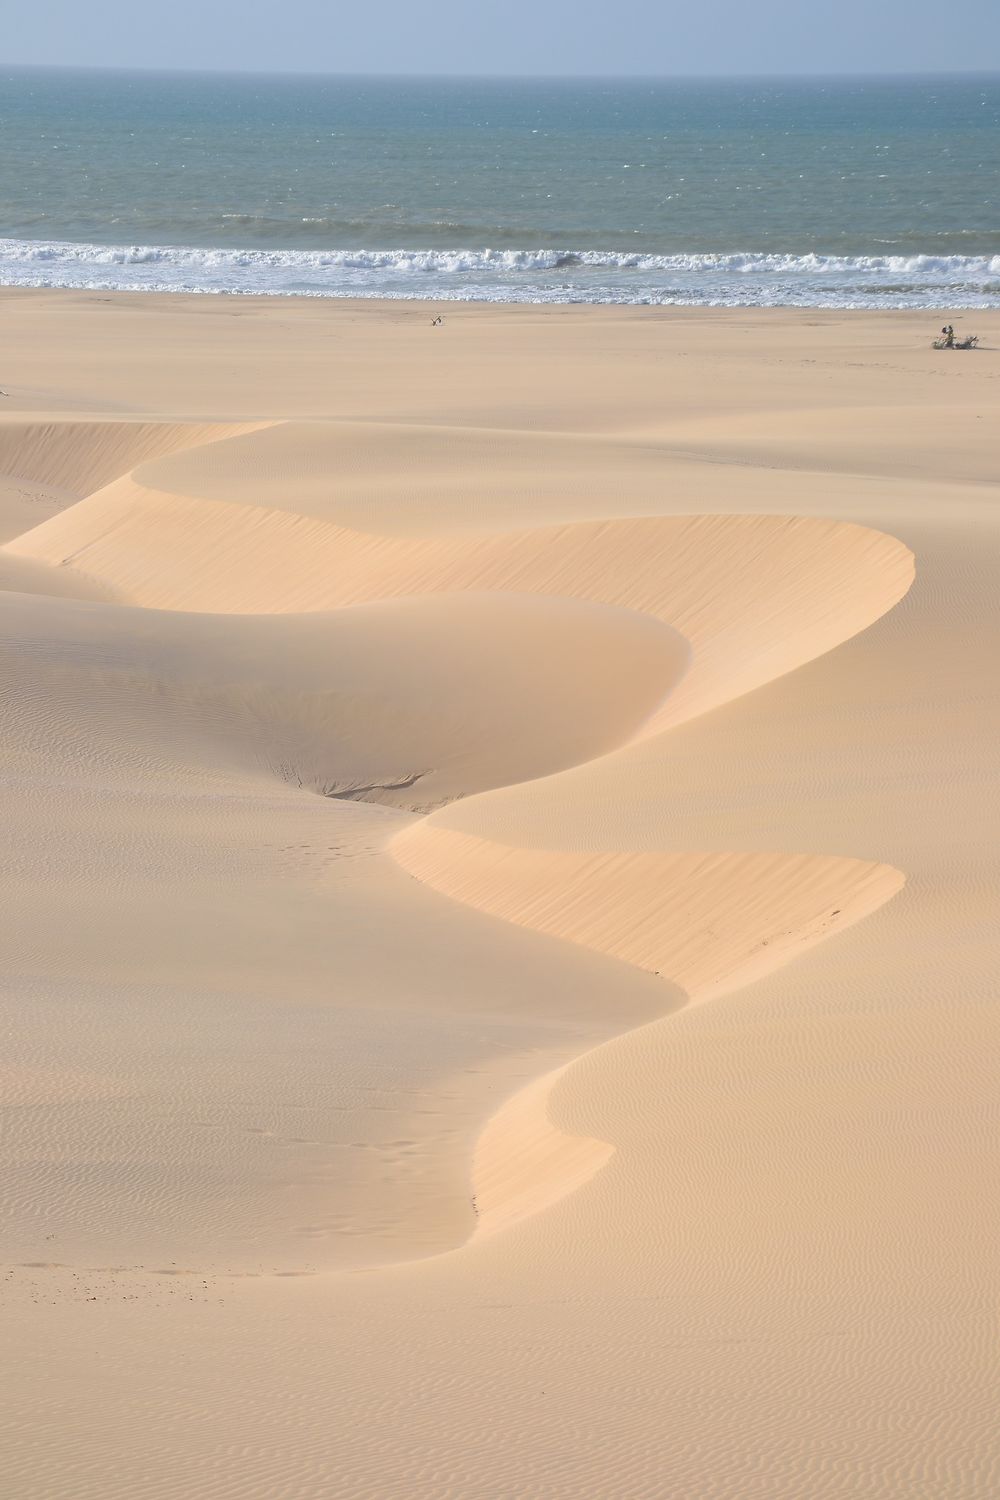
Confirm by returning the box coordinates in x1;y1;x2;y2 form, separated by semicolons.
4;61;1000;83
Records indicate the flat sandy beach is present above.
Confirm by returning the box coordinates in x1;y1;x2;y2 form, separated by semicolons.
1;289;997;1497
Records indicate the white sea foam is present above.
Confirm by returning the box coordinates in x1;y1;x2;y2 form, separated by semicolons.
2;236;998;308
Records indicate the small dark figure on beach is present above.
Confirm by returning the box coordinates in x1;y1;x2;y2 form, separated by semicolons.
431;315;443;326
932;325;977;350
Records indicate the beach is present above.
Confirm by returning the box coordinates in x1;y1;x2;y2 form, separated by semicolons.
2;288;998;1497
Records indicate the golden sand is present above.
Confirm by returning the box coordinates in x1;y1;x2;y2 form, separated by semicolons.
1;289;997;1498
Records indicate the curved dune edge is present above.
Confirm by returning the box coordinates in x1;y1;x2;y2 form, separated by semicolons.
449;841;906;1241
393;830;905;1003
0;587;689;809
0;551;122;602
1;419;918;1260
470;1061;615;1240
0;420;270;598
0;419;270;500
7;465;914;733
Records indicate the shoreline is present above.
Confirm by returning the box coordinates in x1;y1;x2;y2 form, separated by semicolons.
2;281;998;319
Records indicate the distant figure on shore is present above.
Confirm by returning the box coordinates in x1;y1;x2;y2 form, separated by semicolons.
932;325;978;350
431;315;443;327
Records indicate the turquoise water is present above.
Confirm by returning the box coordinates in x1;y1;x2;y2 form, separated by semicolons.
1;68;998;304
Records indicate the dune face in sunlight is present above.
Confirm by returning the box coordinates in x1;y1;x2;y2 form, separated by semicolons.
392;835;904;1001
2;295;995;1500
0;419;266;511
10;427;913;737
2;410;911;1258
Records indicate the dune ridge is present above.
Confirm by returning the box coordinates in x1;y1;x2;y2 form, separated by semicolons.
392;834;904;1000
461;842;904;1239
1;412;914;1249
8;429;913;737
0;418;267;499
0;585;688;807
469;1061;616;1240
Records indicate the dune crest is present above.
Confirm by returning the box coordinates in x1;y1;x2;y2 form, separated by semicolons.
1;413;916;1253
393;831;904;1002
1;586;687;807
411;836;904;1238
8;427;913;736
469;1062;616;1240
0;419;266;500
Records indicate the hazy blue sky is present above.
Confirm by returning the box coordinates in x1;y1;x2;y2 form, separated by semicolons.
6;0;1000;76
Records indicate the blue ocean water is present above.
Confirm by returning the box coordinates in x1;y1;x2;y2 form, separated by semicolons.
1;68;998;305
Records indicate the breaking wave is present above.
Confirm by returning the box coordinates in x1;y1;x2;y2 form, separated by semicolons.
2;237;999;307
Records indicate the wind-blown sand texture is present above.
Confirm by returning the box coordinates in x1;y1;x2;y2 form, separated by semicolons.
1;291;997;1499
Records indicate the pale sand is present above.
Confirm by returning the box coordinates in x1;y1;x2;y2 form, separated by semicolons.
1;289;997;1497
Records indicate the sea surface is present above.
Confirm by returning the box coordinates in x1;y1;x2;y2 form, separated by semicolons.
1;69;998;306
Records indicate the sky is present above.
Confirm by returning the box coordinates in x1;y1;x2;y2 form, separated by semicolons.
5;0;1000;77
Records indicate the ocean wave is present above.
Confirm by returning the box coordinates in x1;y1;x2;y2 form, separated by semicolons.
2;236;999;307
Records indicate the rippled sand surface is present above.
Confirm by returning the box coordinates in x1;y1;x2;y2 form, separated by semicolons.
1;291;997;1498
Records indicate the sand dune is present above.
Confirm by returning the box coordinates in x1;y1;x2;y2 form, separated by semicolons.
423;838;903;1240
9;430;913;734
0;417;262;499
393;831;903;997
1;585;684;806
468;1060;617;1240
1;294;997;1500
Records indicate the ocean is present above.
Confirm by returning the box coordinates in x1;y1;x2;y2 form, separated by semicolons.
1;68;998;307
